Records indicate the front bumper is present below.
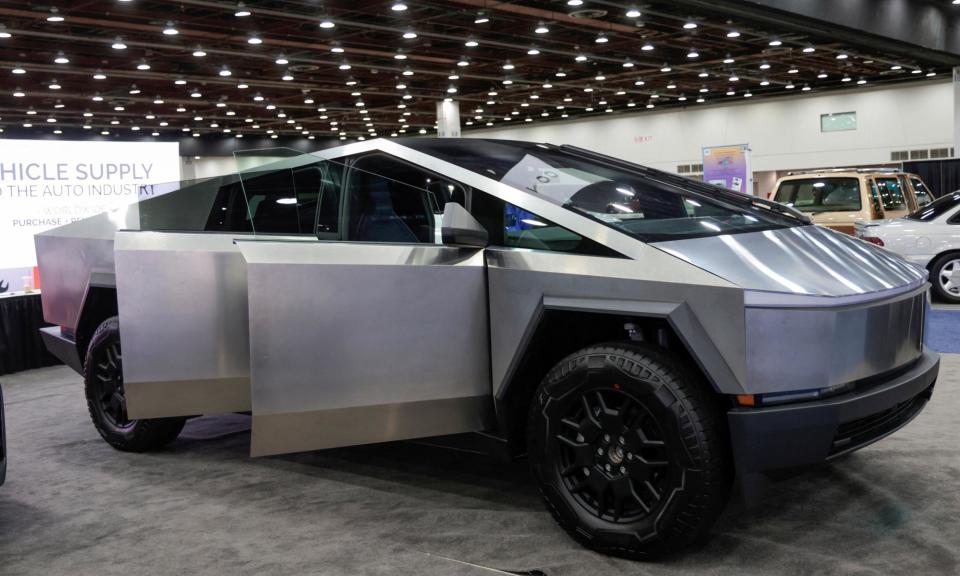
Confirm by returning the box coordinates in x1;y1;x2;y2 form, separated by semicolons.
729;349;939;505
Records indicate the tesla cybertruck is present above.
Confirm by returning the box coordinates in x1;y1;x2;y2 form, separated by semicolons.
35;138;938;558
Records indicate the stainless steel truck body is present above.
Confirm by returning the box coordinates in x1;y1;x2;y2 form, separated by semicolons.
35;139;939;558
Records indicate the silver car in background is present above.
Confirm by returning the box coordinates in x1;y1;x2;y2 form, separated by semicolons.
35;139;938;558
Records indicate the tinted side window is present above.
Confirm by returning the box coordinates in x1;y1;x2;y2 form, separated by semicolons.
472;192;622;257
205;181;253;232
875;178;907;211
316;162;343;235
911;178;933;207
346;154;466;243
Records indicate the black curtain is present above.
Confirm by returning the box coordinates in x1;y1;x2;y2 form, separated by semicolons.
0;294;61;375
903;159;960;199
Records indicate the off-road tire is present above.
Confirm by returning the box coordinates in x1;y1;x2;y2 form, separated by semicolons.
929;254;960;303
527;343;730;559
83;316;186;452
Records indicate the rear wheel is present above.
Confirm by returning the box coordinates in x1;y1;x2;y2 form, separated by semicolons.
83;317;186;452
930;254;960;303
527;343;730;559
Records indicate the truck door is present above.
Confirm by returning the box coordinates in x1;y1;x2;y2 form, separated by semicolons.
236;152;492;457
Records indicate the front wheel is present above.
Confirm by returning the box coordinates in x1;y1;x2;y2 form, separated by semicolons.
527;343;730;559
930;254;960;303
83;317;187;452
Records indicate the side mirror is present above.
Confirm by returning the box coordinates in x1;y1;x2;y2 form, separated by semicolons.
441;202;489;247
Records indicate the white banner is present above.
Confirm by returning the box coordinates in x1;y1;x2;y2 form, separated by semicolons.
0;139;180;270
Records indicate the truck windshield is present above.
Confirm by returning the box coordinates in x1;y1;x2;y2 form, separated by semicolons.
773;178;862;213
402;139;803;242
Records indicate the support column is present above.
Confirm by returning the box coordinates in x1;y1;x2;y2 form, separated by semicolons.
436;100;461;138
954;67;960;157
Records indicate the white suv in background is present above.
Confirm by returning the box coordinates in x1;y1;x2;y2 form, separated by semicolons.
856;191;960;302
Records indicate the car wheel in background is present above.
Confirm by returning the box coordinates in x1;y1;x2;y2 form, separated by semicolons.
527;343;730;559
930;254;960;303
83;316;187;452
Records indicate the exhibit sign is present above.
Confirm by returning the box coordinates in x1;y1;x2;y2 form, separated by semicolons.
0;139;180;277
702;143;752;194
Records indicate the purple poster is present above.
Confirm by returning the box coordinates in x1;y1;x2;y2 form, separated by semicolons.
702;144;751;194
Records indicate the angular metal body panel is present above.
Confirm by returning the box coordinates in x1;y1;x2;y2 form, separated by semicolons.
34;205;141;333
115;231;256;418
484;248;748;395
237;241;493;456
744;284;927;394
653;225;926;298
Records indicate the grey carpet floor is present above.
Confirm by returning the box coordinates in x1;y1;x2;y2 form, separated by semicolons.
0;358;959;576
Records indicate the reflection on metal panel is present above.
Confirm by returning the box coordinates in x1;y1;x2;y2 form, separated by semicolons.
115;231;254;418
238;241;492;455
653;225;926;297
745;286;926;394
484;248;747;395
34;205;141;331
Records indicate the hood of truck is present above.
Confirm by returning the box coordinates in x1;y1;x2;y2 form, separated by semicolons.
653;224;926;298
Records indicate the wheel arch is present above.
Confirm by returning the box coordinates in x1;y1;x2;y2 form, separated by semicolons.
927;249;960;272
75;273;119;367
493;298;738;452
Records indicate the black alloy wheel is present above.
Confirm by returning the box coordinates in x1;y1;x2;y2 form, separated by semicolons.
92;339;133;430
83;317;187;452
556;388;672;523
528;343;730;559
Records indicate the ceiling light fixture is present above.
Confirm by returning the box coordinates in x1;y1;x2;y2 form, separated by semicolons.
641;43;654;51
392;2;408;11
54;52;69;64
162;22;178;35
626;7;641;18
247;35;262;44
319;19;335;29
403;30;417;39
112;37;127;50
193;47;207;57
727;31;740;38
683;21;697;29
234;2;251;17
12;66;25;75
46;8;64;22
535;22;550;34
802;46;816;53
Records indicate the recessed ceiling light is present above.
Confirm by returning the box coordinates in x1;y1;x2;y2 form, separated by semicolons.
163;22;178;35
683;21;697;29
626;7;641;17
